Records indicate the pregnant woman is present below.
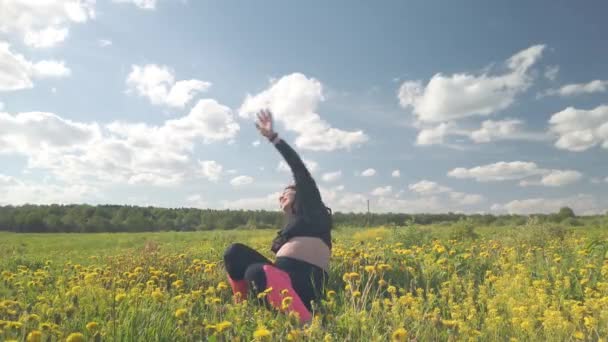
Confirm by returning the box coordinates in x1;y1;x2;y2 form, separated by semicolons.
223;109;332;324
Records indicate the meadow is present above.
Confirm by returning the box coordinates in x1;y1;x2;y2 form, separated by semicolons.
1;221;607;341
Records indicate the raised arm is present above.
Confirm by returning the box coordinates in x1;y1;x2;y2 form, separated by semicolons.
255;110;323;213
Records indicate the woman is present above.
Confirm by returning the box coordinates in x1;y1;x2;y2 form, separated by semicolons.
223;109;332;323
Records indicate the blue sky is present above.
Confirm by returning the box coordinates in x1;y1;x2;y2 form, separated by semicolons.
1;0;607;214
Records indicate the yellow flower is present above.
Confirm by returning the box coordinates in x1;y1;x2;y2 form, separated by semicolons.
327;290;336;298
253;326;271;340
27;314;40;322
39;323;51;331
151;290;164;302
175;308;187;319
86;322;98;332
573;331;585;340
115;293;127;302
26;330;42;342
282;296;293;310
364;265;376;273
287;329;300;341
378;279;387;287
391;327;407;341
378;264;392;271
216;321;232;333
387;286;397;294
352;291;361;298
66;333;85;342
217;282;228;291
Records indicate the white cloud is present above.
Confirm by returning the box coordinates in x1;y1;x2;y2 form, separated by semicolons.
0;175;96;205
220;192;280;211
391;170;400;178
126;64;211;108
186;194;207;209
199;160;223;182
398;45;545;123
239;73;368;151
0;102;4;111
469;119;546;143
0;0;95;48
416;123;451;145
0;42;71;91
492;194;604;215
31;60;71;78
252;140;261;147
448;161;583;187
113;0;157;9
544;80;608;97
544;65;559;81
371;186;392;196
320;183;483;213
277;159;319;173
321;171;342;182
98;39;112;47
24;27;69;48
409;180;451;195
162;99;240;143
549;105;608;152
230;175;254;187
449;192;484;205
540;170;582;187
361;168;376;177
0;98;238;187
448;161;544;182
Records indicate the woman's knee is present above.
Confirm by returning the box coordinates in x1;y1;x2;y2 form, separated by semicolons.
223;243;248;262
244;263;268;293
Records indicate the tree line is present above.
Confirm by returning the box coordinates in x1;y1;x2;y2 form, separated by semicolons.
0;204;595;233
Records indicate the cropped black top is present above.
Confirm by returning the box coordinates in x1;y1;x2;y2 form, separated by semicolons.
270;139;332;253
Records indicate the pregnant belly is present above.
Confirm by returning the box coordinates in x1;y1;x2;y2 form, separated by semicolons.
276;236;330;272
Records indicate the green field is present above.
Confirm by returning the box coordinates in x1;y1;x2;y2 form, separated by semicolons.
1;223;607;341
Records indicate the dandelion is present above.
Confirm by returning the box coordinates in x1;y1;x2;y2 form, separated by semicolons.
364;265;376;273
217;282;228;291
327;290;336;298
216;320;232;333
573;331;585;340
282;296;293;310
253;326;272;340
387;286;397;295
352;291;361;298
151;290;164;302
86;321;98;332
26;330;42;342
175;308;187;319
115;293;127;302
66;333;85;342
391;327;407;341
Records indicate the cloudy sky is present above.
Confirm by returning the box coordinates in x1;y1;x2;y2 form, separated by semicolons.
1;0;607;215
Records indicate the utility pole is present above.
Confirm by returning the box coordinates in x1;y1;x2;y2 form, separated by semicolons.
366;199;370;227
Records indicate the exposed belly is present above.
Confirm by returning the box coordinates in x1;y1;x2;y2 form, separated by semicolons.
276;236;330;272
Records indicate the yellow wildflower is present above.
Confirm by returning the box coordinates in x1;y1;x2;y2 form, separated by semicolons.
66;333;85;342
392;327;407;341
216;320;232;333
26;330;42;342
253;326;271;340
86;322;98;332
175;308;187;319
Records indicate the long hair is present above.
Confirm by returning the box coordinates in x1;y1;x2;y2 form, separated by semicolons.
284;184;333;230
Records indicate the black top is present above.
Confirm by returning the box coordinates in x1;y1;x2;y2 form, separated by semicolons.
270;139;332;253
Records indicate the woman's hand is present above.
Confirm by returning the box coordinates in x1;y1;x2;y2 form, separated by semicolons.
255;109;277;140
